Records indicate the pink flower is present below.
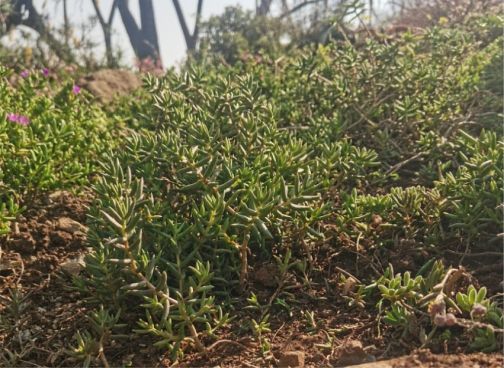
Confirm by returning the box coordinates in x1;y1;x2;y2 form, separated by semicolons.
7;113;19;122
6;113;30;126
17;115;30;126
72;85;81;95
41;68;49;77
20;70;30;78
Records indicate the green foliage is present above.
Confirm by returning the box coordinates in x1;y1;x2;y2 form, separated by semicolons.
76;16;504;357
69;307;126;368
83;70;366;354
377;270;423;303
471;327;500;353
222;19;503;168
197;6;296;64
437;130;503;243
367;261;503;351
0;66;116;233
456;286;489;313
250;314;272;356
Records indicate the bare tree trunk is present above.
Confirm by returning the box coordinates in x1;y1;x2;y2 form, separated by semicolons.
369;0;373;25
140;0;160;59
172;0;204;52
63;0;69;48
257;0;274;15
117;0;162;64
91;0;118;67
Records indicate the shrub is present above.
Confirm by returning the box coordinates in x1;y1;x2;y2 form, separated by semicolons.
75;15;503;359
0;66;116;233
82;71;380;355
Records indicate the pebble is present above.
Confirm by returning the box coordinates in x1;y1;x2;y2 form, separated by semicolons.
56;217;88;234
336;340;375;366
278;351;305;368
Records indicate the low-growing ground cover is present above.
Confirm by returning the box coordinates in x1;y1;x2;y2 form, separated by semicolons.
0;14;503;367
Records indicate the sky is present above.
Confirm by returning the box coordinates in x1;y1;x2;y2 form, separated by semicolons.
29;0;256;67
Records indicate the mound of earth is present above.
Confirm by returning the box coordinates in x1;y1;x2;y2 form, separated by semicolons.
79;69;142;103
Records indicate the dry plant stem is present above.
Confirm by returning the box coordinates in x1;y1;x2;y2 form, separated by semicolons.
386;151;427;175
206;339;250;351
242;361;261;368
400;301;430;317
445;250;504;257
455;318;504;333
98;339;110;368
270;322;286;344
300;237;313;266
188;322;205;353
352;105;378;128
13;252;24;287
265;271;288;315
333;266;361;284
419;267;464;314
458;239;471;266
240;232;251;289
123;236;178;305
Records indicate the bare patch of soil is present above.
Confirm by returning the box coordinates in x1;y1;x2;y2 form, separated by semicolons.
0;191;91;366
353;350;503;367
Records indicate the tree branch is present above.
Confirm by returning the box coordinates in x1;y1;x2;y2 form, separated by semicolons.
172;0;204;51
192;0;204;49
117;0;160;62
91;0;107;29
117;0;141;43
7;0;73;63
108;0;118;25
257;0;273;16
91;0;118;66
139;0;160;60
279;0;324;19
172;0;192;49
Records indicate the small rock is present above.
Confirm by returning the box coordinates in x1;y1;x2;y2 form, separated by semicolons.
56;217;87;234
19;329;32;343
370;214;382;227
48;190;65;202
60;261;82;276
335;340;373;367
60;254;86;276
51;230;73;246
342;276;358;296
279;351;305;368
8;233;36;253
